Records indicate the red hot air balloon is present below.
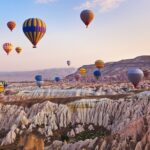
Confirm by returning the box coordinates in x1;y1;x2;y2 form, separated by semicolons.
80;10;94;28
7;21;16;31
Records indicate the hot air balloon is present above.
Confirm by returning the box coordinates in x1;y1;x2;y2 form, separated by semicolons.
0;82;4;93
1;81;8;88
15;47;22;54
79;68;87;75
80;10;94;28
75;74;81;81
3;43;13;55
23;18;46;48
35;75;42;81
95;60;104;69
55;77;61;82
93;70;101;80
127;68;144;88
67;60;71;66
35;75;43;88
7;21;16;31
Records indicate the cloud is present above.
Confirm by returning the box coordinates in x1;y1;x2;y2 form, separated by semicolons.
35;0;56;4
76;0;125;12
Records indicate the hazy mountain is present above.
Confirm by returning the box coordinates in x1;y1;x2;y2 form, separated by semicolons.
0;68;76;82
67;55;150;82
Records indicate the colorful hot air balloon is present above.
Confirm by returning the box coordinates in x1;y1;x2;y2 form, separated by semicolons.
7;21;16;31
79;68;87;75
95;60;104;69
55;77;61;82
0;82;4;93
15;47;22;54
3;43;13;55
67;60;71;66
93;70;101;80
23;18;46;48
75;74;81;81
127;68;144;88
80;10;94;28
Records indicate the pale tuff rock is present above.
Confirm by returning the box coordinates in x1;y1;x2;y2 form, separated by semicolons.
1;124;18;145
0;91;150;147
88;124;94;130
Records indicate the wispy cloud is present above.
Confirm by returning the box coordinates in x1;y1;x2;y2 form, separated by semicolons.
76;0;125;12
35;0;56;4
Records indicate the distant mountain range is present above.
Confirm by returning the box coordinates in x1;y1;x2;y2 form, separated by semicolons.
67;55;150;82
0;56;149;82
0;68;76;82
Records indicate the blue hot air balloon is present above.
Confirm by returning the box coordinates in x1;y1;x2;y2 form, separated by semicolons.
55;77;61;82
127;68;144;88
93;70;101;80
35;75;42;81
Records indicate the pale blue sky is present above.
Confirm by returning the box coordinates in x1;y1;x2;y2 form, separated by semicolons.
0;0;150;71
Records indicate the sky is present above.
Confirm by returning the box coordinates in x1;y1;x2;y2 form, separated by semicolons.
0;0;150;71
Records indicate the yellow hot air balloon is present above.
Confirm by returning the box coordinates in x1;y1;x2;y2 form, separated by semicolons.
3;43;13;55
0;82;4;93
79;67;87;75
95;60;104;69
15;47;22;54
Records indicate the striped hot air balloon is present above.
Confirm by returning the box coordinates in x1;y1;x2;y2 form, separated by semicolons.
3;43;13;55
95;60;104;69
23;18;46;48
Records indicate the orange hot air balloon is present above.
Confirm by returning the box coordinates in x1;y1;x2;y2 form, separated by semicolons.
80;9;94;28
95;60;104;69
7;21;16;31
3;43;13;55
15;47;22;54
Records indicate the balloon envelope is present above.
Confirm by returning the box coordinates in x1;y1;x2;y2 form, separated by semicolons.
23;18;46;48
93;70;101;80
55;77;61;82
7;21;16;31
67;60;71;66
3;43;13;55
95;60;104;69
80;10;94;28
127;68;144;88
35;75;42;81
79;68;87;75
15;47;22;54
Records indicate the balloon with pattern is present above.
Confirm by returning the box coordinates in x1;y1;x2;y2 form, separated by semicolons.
23;18;46;48
80;10;94;28
7;21;16;31
3;43;13;55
